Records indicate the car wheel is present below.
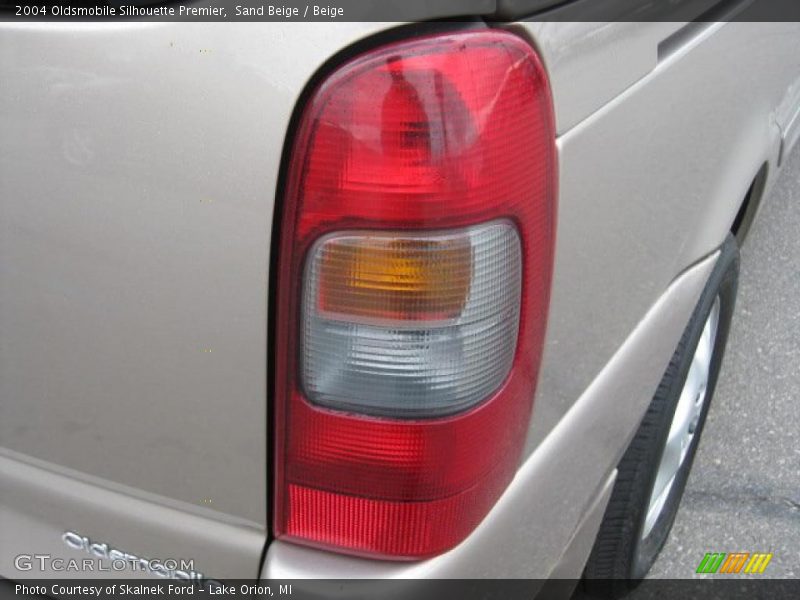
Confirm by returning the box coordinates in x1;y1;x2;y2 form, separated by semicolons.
582;234;739;598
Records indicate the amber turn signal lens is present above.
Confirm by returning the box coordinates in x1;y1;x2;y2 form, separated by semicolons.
316;235;471;322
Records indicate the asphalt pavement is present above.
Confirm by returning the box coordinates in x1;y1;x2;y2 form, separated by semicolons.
646;145;800;579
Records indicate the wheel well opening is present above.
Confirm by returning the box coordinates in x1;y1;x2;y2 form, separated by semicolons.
731;162;768;245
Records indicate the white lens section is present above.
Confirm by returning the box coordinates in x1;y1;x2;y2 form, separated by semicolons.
301;221;521;418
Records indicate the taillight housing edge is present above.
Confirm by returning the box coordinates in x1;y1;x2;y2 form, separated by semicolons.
273;28;557;560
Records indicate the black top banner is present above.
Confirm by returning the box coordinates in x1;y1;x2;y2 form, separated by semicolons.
3;0;800;22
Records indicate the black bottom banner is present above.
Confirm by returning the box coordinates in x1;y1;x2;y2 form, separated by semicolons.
3;578;800;600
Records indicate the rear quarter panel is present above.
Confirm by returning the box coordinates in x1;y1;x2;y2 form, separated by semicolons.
263;20;800;579
2;19;799;583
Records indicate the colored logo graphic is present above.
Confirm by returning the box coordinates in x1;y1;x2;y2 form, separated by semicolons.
696;552;773;574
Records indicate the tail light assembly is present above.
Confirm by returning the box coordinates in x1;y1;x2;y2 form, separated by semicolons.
274;29;556;559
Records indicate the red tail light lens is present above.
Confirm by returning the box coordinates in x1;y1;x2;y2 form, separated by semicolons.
274;30;556;559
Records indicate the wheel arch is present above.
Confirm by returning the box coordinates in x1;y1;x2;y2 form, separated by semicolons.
730;161;769;245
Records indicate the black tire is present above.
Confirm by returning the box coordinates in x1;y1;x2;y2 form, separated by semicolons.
582;235;739;598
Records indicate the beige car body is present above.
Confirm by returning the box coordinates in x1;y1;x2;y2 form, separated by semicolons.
1;13;799;588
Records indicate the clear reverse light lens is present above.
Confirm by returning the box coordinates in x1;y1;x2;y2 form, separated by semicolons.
301;220;521;418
